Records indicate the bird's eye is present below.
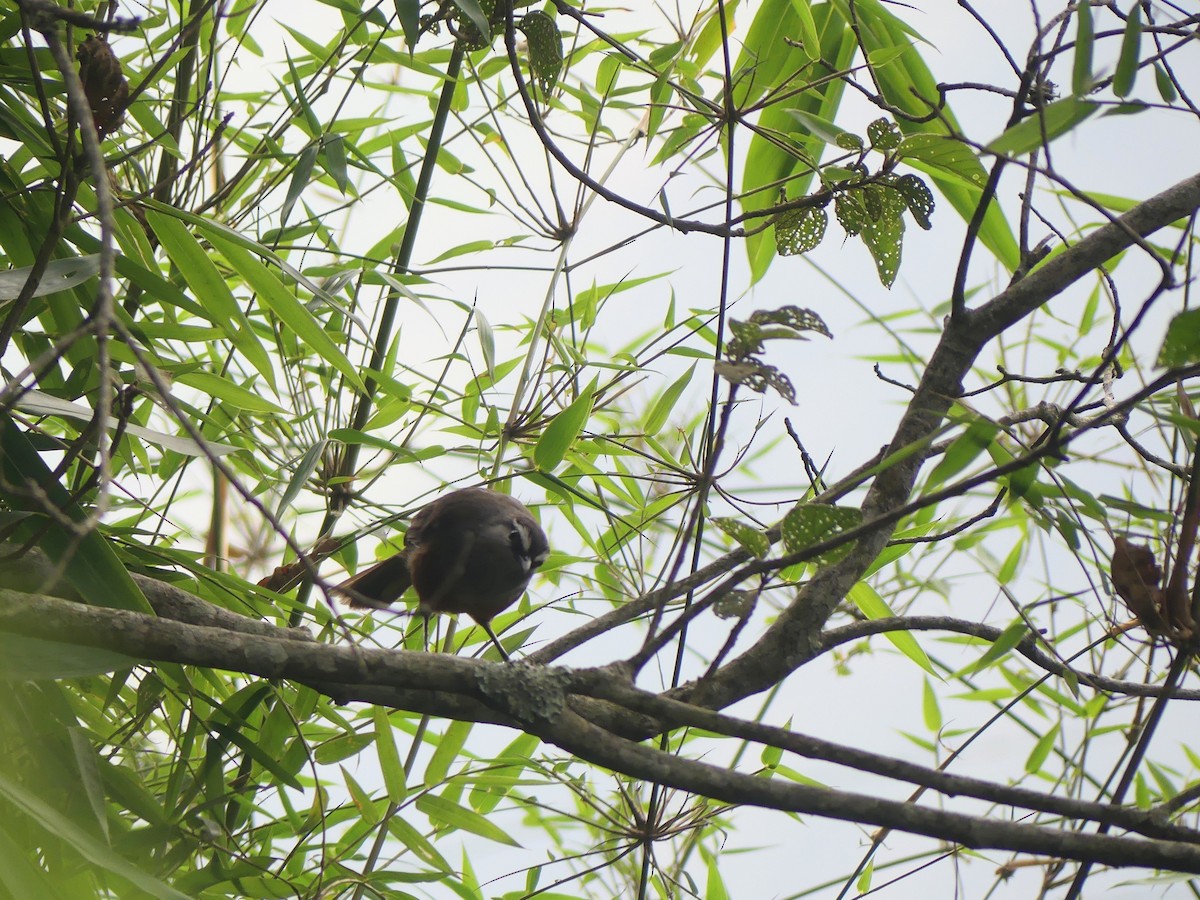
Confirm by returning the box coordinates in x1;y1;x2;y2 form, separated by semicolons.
509;521;530;554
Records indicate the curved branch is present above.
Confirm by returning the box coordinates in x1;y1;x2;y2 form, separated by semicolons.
533;707;1200;874
679;169;1200;713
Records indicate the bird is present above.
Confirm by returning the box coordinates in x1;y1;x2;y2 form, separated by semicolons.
332;487;549;660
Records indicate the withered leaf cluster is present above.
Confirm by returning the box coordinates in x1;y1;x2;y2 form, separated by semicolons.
1111;536;1195;644
76;34;128;138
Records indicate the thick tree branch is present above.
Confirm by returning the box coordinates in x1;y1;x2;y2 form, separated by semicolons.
8;588;1200;872
679;170;1200;712
533;707;1200;874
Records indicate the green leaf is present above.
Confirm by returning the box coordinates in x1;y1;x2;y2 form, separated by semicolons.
1158;309;1200;368
644;363;695;434
789;0;821;61
787;108;851;146
534;381;595;472
847;583;936;675
276;438;327;518
956;620;1029;677
145;210;277;390
0;635;140;679
373;707;407;804
987;98;1100;157
703;847;732;900
895;174;934;230
922;677;942;732
449;0;491;44
175;372;288;415
775;206;828;256
416;793;522;847
342;766;381;826
470;732;541;814
314;733;374;764
781;503;862;565
760;742;782;769
386;816;452;872
0;773;191;899
0;418;151;613
13;389;239;458
867;117;901;150
856;858;874;894
201;228;365;392
518;11;563;95
741;2;854;282
0;255;99;302
321;134;350;194
1113;5;1142;98
1154;63;1177;103
895;134;986;188
281;144;317;223
425;720;472;788
395;0;421;50
1025;722;1060;774
711;517;771;558
824;0;1018;270
0;821;68;899
926;419;1001;490
1072;3;1094;96
860;187;905;287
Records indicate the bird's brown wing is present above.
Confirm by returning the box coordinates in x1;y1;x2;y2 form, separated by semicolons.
331;554;413;608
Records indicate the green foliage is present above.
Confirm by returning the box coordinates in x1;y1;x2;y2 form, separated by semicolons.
0;0;1196;896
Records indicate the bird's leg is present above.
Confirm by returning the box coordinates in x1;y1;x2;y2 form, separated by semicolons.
480;621;510;662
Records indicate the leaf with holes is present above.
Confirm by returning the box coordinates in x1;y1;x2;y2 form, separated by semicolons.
781;504;863;565
518;11;563;95
835;191;868;236
895;134;987;189
726;306;830;361
776;206;827;256
861;189;905;288
713;360;796;404
896;173;934;230
867;117;900;150
712;517;771;558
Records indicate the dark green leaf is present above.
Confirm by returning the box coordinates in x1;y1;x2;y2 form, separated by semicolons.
1113;5;1142;98
395;0;421;51
867;117;900;150
895;173;934;229
1158;309;1200;368
1154;63;1177;103
781;503;862;565
776;206;828;255
518;11;563;95
449;0;491;44
1072;3;1094;96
